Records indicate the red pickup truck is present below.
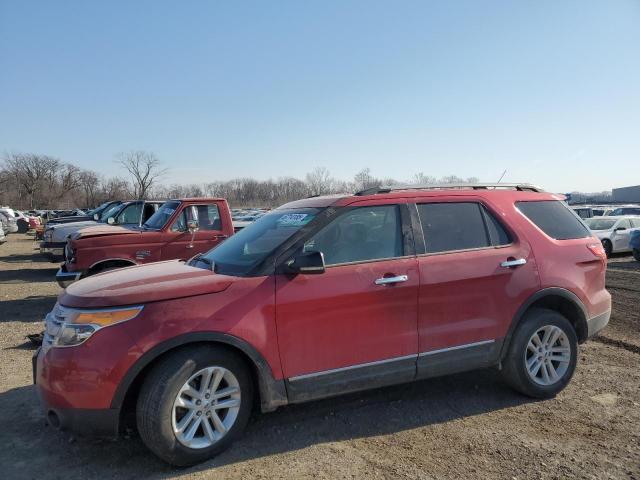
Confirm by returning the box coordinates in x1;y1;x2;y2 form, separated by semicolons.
56;198;233;287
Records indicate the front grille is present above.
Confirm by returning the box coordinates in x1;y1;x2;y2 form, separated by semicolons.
43;304;72;346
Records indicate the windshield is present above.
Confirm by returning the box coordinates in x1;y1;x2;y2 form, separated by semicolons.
87;201;112;216
585;218;616;230
144;201;180;229
99;203;124;222
197;208;320;276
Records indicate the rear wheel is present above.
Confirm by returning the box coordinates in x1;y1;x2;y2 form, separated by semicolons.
601;239;612;258
633;249;640;262
136;346;253;466
501;309;578;398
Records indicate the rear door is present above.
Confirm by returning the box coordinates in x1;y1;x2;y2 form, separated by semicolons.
413;198;540;378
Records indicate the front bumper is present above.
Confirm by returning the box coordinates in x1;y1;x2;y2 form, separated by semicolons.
56;264;82;288
40;241;65;259
33;347;120;437
587;309;610;338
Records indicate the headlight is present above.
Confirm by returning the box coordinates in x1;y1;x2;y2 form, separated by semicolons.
45;304;144;347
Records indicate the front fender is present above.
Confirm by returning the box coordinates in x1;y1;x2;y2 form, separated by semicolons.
111;332;288;413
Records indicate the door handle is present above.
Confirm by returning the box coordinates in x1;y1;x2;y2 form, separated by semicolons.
500;258;527;268
374;275;408;286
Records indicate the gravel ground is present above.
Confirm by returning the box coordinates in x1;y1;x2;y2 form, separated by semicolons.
0;233;639;480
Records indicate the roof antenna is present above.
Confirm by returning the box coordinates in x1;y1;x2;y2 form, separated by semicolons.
497;169;507;183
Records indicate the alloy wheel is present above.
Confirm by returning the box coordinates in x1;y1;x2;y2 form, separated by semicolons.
524;325;571;386
172;366;241;449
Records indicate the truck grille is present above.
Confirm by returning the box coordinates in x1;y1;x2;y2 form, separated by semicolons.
43;304;72;346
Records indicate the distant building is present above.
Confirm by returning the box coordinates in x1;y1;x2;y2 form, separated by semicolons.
612;185;640;203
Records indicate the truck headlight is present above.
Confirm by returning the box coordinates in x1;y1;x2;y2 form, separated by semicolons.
49;306;144;347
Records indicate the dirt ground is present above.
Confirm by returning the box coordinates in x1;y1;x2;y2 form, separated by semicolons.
0;233;638;480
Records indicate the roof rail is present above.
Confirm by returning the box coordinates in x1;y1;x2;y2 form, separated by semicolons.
354;183;544;196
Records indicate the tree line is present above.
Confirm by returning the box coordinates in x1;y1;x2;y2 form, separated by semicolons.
0;151;480;209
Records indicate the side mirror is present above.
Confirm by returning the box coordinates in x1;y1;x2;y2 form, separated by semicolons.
93;213;99;220
187;220;199;233
285;251;325;274
107;217;115;225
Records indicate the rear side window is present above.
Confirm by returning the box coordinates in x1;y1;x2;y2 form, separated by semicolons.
418;202;496;254
517;201;590;240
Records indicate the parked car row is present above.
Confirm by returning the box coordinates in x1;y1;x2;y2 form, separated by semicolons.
572;204;640;219
32;183;612;466
0;206;42;237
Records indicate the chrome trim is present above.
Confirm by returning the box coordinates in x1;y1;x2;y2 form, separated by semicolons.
418;339;495;357
500;258;527;268
288;354;417;382
374;274;408;285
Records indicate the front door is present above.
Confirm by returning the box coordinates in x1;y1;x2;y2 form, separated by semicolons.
612;219;632;252
275;203;419;402
162;204;228;260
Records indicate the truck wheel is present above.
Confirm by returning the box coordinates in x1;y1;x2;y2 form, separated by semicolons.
501;308;578;399
601;239;612;258
136;346;253;466
634;249;640;262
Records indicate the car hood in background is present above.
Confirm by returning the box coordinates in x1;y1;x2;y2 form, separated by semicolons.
70;224;140;240
48;221;99;242
60;260;234;308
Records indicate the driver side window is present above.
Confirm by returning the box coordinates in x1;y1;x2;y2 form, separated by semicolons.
171;206;196;232
304;205;403;266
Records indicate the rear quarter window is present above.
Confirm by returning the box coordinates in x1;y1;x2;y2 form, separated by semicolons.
517;201;590;240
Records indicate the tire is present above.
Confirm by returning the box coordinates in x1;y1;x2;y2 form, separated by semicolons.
633;249;640;262
501;308;578;399
136;346;253;466
601;239;612;258
17;219;29;233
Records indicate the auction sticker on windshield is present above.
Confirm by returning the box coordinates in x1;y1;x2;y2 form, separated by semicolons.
277;213;314;226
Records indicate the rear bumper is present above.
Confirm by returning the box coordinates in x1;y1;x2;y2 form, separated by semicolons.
587;309;610;338
56;264;82;288
40;242;65;259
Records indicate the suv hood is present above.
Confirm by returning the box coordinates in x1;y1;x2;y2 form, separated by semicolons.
61;260;234;308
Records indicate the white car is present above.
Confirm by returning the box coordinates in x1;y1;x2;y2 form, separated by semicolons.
585;216;640;256
0;211;18;233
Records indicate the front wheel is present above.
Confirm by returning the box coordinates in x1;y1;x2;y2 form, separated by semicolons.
633;249;640;262
136;346;254;466
602;239;613;258
501;309;578;398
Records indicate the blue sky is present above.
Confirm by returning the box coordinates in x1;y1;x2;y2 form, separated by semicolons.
1;0;638;192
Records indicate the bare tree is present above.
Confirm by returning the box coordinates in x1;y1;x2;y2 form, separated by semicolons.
117;151;167;199
3;153;61;208
305;167;335;196
353;168;378;191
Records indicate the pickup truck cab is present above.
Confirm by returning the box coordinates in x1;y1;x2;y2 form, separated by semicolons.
56;198;233;287
41;200;162;261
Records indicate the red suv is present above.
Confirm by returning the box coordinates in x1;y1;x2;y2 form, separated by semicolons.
34;184;611;466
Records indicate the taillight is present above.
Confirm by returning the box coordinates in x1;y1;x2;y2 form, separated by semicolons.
587;243;607;261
